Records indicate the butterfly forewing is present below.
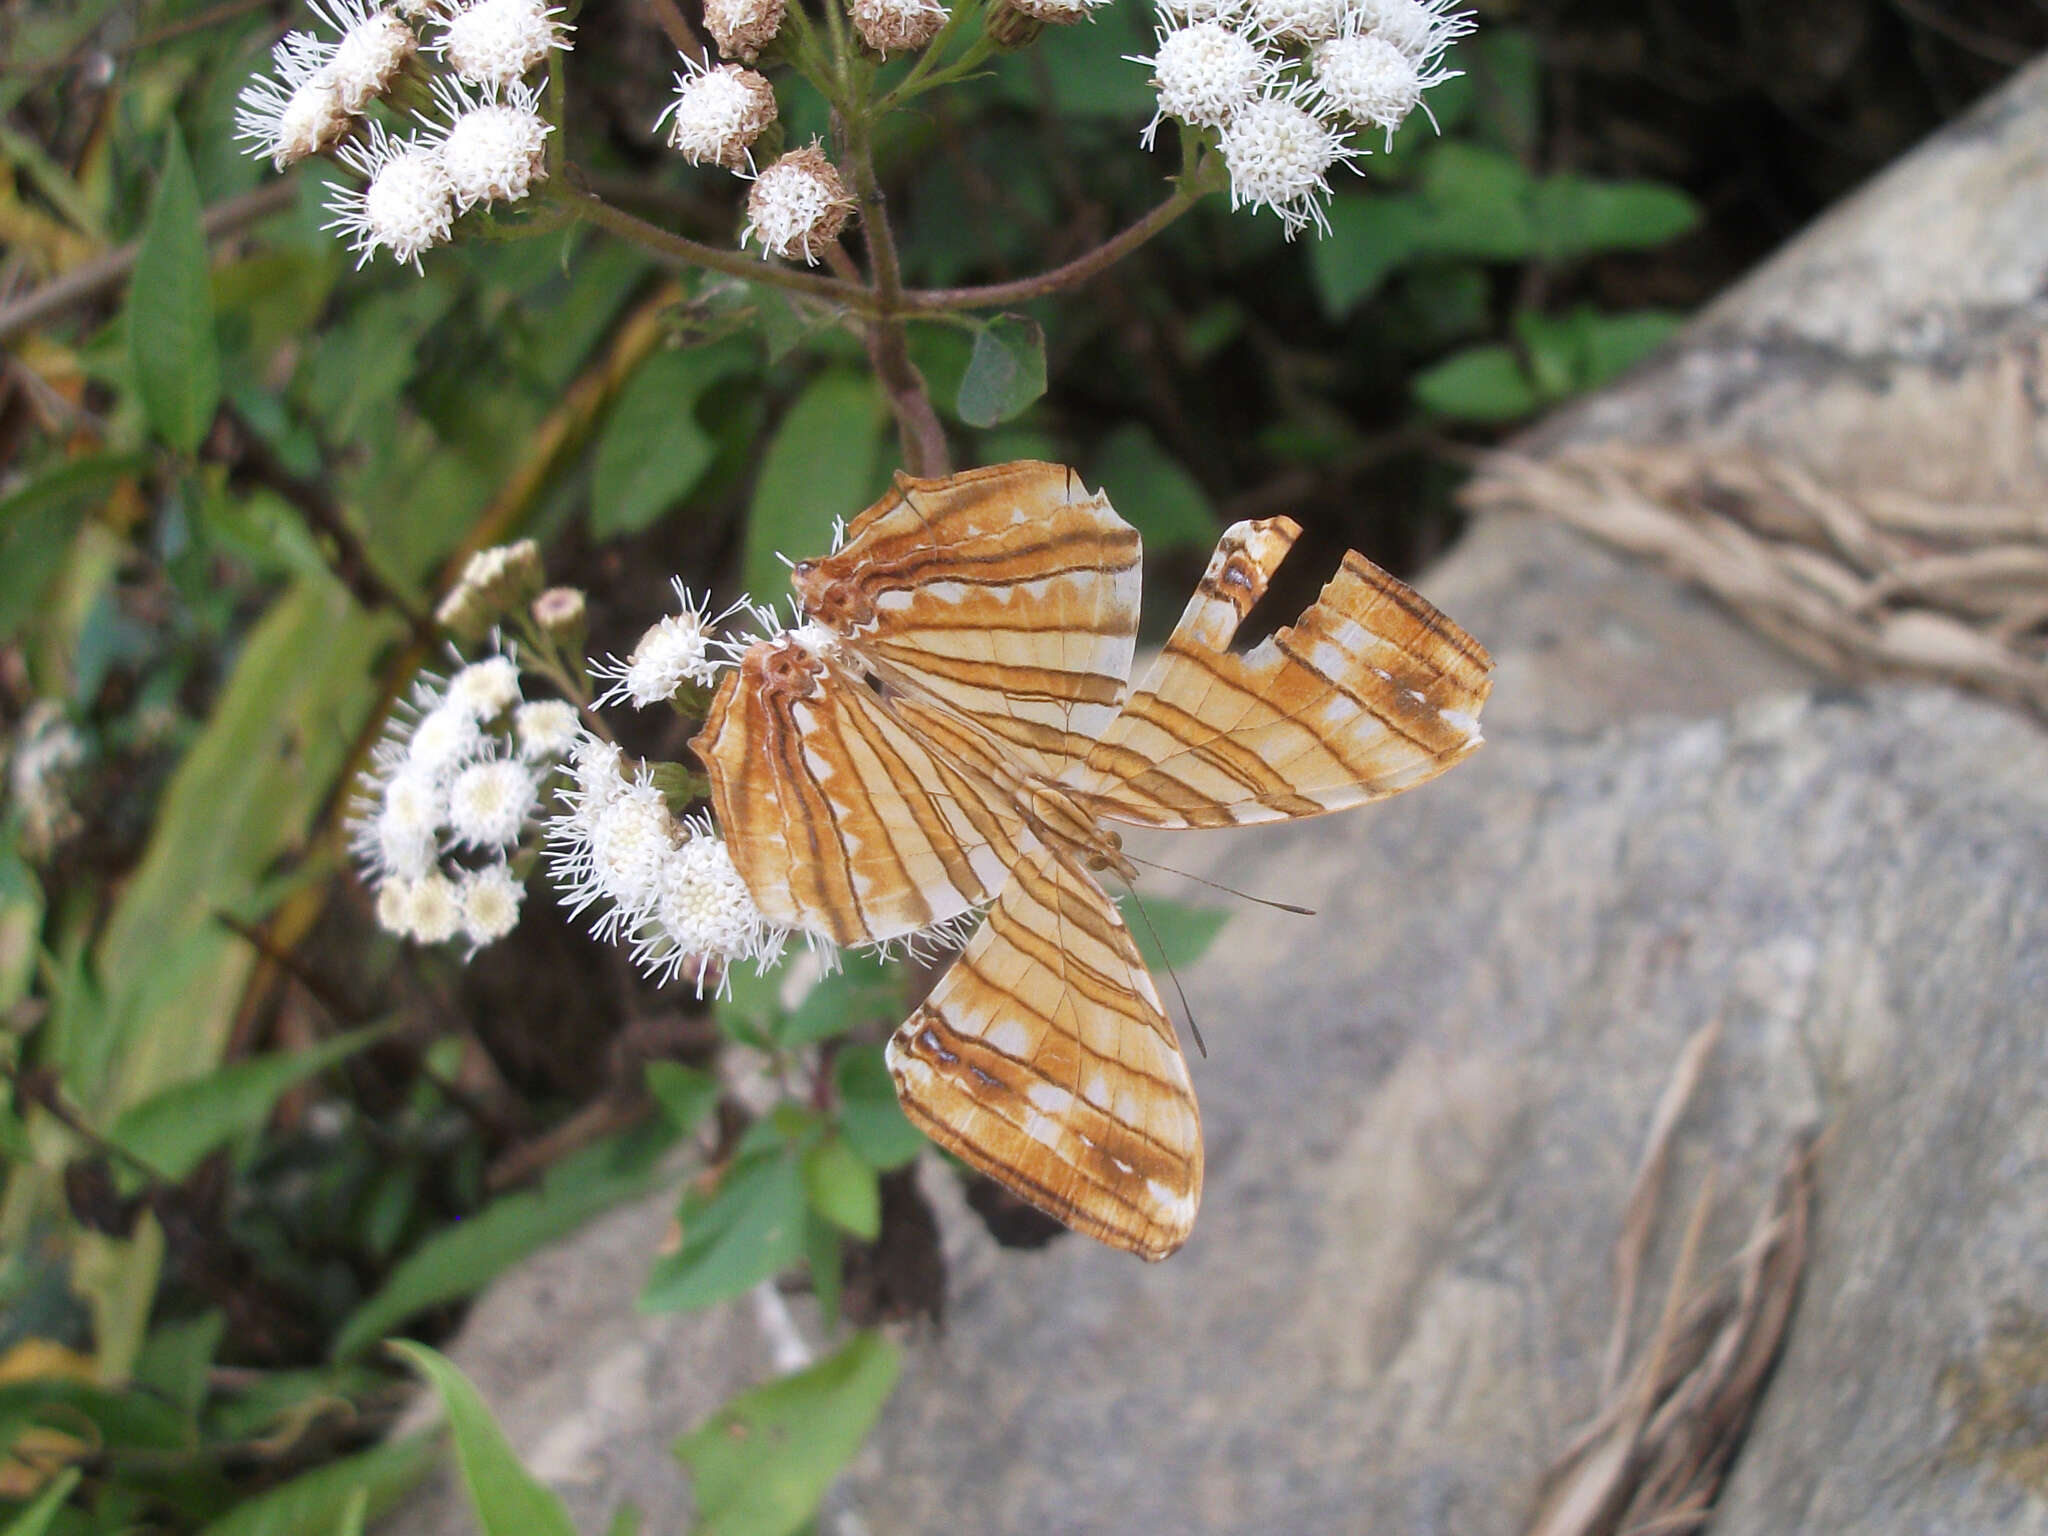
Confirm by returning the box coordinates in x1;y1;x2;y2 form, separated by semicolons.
792;462;1142;779
1068;517;1494;829
885;846;1202;1260
693;640;1037;947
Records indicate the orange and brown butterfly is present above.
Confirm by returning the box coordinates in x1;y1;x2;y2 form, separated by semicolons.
691;461;1491;1260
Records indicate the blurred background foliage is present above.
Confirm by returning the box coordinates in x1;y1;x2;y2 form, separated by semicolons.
0;0;2042;1529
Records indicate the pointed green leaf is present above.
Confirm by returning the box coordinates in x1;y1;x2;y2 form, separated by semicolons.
1088;424;1214;555
1411;343;1542;422
775;950;900;1048
130;127;221;454
109;1024;391;1181
802;1135;879;1239
639;1148;807;1314
0;1468;78;1536
674;1332;902;1536
743;370;887;602
591;342;753;538
195;1438;436;1536
390;1343;578;1536
956;315;1047;428
831;1047;923;1172
645;1061;719;1135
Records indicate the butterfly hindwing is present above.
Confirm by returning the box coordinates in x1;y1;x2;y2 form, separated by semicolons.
1068;517;1494;829
791;462;1142;780
885;846;1202;1261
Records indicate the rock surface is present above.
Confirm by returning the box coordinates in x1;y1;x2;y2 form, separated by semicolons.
381;52;2048;1536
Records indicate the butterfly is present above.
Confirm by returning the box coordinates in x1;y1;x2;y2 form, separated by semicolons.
691;461;1491;1259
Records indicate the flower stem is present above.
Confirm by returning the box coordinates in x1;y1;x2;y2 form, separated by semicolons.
844;112;950;475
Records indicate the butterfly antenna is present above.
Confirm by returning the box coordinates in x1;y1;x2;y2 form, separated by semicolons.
1120;882;1207;1059
1121;852;1316;917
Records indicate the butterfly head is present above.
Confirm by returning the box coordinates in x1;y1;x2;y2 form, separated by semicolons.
789;557;875;632
742;633;831;700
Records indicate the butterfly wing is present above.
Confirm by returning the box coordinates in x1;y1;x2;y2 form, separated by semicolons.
1067;518;1494;829
886;846;1202;1260
791;462;1142;780
692;636;1037;947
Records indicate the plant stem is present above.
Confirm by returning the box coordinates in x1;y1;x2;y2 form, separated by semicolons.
844;113;950;475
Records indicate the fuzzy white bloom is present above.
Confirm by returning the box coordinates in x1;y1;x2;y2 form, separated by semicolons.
851;0;948;54
433;0;571;88
630;815;786;990
314;0;418;111
405;697;486;775
1005;0;1109;20
1245;0;1341;44
326;121;455;270
548;753;680;940
447;757;539;848
375;878;416;937
513;699;580;759
1313;28;1450;144
656;59;778;172
1353;0;1472;61
447;655;522;719
744;144;856;265
1154;0;1238;22
592;583;723;709
8;703;87;858
428;77;552;212
703;0;786;61
405;871;464;943
459;861;524;947
438;539;543;632
1218;92;1357;238
1135;21;1271;147
235;32;352;170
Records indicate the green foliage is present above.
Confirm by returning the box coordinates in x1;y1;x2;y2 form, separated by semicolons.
591;341;755;539
390;1343;579;1536
129;128;220;454
673;1332;902;1536
1413;306;1683;422
956;315;1048;427
1090;424;1216;555
194;1440;437;1536
742;370;890;600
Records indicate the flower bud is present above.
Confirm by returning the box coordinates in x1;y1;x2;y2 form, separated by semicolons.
532;586;588;649
743;144;857;265
659;61;778;171
704;0;787;62
850;0;948;55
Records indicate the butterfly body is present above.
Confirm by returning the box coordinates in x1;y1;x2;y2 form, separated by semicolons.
693;461;1491;1259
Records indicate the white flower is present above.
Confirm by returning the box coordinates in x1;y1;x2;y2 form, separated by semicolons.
427;77;552;212
1318;26;1455;145
630;815;786;990
592;583;723;709
438;539;543;632
447;655;522;719
703;0;786;61
1245;0;1341;44
744;144;856;265
513;699;580;759
850;0;948;55
548;753;680;939
405;697;485;774
8;703;87;857
447;757;539;848
459;862;525;948
313;0;417;111
235;31;351;170
1004;0;1109;20
1134;21;1272;148
1218;92;1357;238
326;121;455;270
1154;0;1239;22
1353;0;1472;61
406;872;465;942
375;878;416;937
566;733;627;808
433;0;571;88
656;59;778;171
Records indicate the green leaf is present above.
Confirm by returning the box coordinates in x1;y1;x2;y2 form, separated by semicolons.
1088;424;1214;555
0;453;147;642
590;343;753;539
802;1135;880;1240
775;951;900;1049
1471;28;1542;161
0;1379;188;1452
390;1343;578;1536
134;1310;223;1417
1117;894;1229;975
674;1332;902;1536
1411;344;1543;422
639;1149;808;1314
605;1507;644;1536
742;370;887;602
1528;176;1701;262
645;1061;719;1135
0;1467;78;1536
1415;144;1538;260
1310;196;1429;316
195;1438;437;1536
955;315;1047;428
109;1024;390;1181
129;126;221;454
830;1047;923;1172
334;1128;665;1360
1573;308;1685;387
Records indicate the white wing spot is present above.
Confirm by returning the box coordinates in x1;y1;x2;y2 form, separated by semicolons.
1027;1082;1074;1114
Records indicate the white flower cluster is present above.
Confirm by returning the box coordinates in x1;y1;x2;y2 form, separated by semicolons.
351;652;576;954
547;737;787;994
238;0;567;269
1132;0;1469;236
591;581;731;710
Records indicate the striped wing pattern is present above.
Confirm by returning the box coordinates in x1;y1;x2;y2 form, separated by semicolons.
790;462;1141;780
693;466;1492;1260
884;846;1201;1260
694;637;1036;947
1068;517;1494;829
